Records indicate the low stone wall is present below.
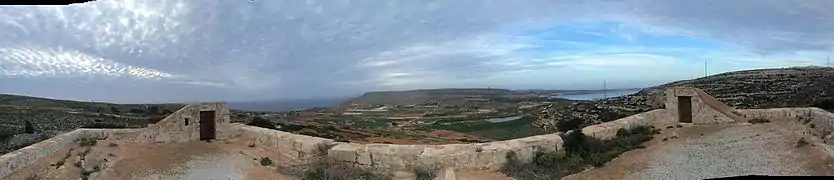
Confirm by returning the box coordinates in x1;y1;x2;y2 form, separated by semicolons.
0;128;141;178
738;108;813;121
327;133;563;171
581;109;668;140
233;124;336;161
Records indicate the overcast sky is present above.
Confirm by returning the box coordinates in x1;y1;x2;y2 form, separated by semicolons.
1;0;834;103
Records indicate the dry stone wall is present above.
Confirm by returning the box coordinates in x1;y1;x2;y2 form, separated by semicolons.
1;102;233;178
581;109;668;140
327;133;563;171
0;128;141;178
233;124;336;161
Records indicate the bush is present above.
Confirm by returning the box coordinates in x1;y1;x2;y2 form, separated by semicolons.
260;157;273;166
0;127;18;142
24;120;35;134
748;118;770;124
248;117;276;129
413;166;438;180
501;125;656;179
299;159;389;180
77;137;98;147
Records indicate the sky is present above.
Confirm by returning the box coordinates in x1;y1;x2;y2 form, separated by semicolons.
1;0;834;103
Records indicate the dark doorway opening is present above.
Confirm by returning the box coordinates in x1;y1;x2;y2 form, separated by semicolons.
200;111;216;141
678;96;693;123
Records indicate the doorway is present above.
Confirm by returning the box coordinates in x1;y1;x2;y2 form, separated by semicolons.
200;111;216;140
678;96;693;123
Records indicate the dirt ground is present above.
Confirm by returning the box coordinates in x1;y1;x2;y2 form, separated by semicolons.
4;138;298;180
565;120;834;180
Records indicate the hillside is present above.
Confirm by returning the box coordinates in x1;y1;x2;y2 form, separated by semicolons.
344;88;516;106
0;94;185;154
534;66;834;132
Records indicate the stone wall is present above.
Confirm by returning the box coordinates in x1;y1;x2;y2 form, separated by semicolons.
665;87;743;124
233;124;336;161
738;108;813;121
0;128;141;178
581;109;668;140
1;102;233;178
327;133;563;171
139;102;233;143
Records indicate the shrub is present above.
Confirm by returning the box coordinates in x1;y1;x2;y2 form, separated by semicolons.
259;157;273;166
299;159;390;180
500;125;656;180
24;120;35;134
748;118;770;124
413;166;438;180
146;116;165;124
0;127;18;142
77;137;98;147
248;117;276;129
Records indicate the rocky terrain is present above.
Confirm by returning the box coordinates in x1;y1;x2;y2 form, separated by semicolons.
534;66;834;132
0;94;184;154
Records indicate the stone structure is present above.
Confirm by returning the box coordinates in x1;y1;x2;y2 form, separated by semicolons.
664;87;747;124
5;87;834;179
138;102;233;143
0;102;233;178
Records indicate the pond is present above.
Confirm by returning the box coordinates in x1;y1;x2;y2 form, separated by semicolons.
485;116;523;123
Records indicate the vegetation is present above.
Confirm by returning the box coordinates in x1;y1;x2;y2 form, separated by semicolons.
248;117;276;129
413;166;439;180
425;115;544;140
500;125;655;180
748;118;771;124
259;157;273;166
299;159;390;180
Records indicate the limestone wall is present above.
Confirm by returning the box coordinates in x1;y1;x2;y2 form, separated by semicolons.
327;133;563;171
1;102;232;178
139;102;234;143
0;128;140;178
581;109;668;140
233;124;336;161
738;108;813;121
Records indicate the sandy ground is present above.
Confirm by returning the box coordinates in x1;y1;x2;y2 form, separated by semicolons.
4;138;298;180
566;120;834;180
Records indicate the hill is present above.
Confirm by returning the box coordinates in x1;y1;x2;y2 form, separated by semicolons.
533;66;834;132
228;97;351;112
0;94;185;154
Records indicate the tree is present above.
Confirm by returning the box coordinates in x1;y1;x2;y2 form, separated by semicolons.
110;107;121;114
248;117;275;129
148;105;161;115
24;120;35;134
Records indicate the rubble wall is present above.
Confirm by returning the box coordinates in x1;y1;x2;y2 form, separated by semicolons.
581;109;668;140
326;133;563;171
233;124;336;161
738;108;813;121
0;128;141;178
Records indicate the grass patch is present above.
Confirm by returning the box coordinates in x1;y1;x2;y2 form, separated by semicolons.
76;137;99;147
500;125;656;179
748;118;771;124
298;159;390;180
413;166;439;180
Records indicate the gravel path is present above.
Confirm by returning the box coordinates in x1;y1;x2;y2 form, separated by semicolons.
140;154;249;180
627;124;811;180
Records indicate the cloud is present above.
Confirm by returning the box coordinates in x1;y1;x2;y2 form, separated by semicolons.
1;0;834;102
